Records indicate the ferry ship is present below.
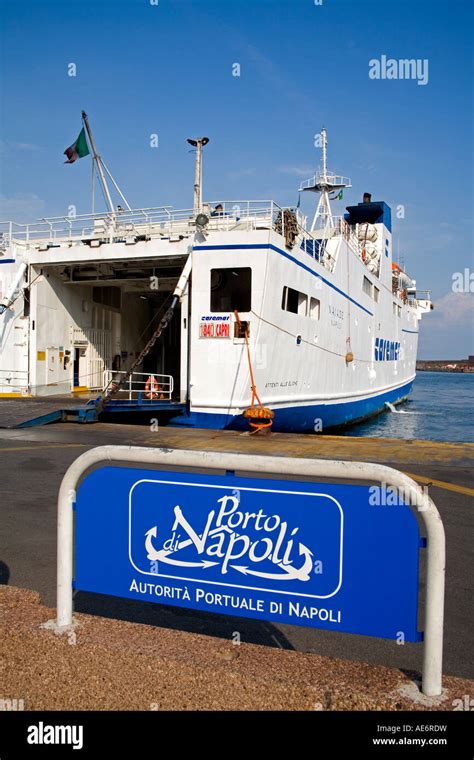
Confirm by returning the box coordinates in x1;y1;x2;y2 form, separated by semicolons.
0;121;432;432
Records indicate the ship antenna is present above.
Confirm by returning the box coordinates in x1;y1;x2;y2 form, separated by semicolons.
299;127;351;233
82;111;131;214
321;126;328;183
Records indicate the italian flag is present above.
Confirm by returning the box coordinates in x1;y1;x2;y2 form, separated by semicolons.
64;127;90;164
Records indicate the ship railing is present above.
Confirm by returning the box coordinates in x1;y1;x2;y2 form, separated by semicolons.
309;215;361;258
0;221;31;251
299;174;351;191
1;208;176;247
0;203;362;271
406;290;432;307
102;369;174;401
0;368;29;393
293;222;332;271
0;201;284;247
329;216;361;255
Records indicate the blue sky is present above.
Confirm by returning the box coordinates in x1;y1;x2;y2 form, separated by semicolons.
0;0;472;357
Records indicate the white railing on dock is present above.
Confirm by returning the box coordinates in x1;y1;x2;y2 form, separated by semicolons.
56;446;446;697
102;370;173;401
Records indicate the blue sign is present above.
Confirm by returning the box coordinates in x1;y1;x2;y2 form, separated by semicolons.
75;467;422;641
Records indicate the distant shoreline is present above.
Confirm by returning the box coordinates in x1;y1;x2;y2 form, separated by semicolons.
416;367;474;374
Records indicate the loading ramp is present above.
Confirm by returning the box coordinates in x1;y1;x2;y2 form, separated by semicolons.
0;395;187;429
0;396;96;429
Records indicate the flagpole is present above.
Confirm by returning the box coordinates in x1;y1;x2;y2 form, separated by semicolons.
81;110;114;214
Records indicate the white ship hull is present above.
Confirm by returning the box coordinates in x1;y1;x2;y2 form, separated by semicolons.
0;196;430;434
183;227;420;432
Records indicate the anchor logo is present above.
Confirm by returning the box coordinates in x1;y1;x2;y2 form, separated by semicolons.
145;496;315;581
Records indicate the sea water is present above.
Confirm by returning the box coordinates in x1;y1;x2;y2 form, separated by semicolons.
346;371;474;443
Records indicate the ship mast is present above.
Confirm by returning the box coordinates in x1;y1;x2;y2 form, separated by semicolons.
82;110;131;214
300;127;351;232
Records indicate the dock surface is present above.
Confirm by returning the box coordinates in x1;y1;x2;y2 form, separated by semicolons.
1;584;471;711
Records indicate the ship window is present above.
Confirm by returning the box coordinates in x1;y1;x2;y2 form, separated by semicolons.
397;305;402;317
309;297;320;320
363;276;380;302
282;286;307;316
210;267;251;312
363;276;373;297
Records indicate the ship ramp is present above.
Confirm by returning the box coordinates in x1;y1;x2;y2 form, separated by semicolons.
0;395;186;429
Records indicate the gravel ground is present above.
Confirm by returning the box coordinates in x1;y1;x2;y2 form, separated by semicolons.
1;586;471;712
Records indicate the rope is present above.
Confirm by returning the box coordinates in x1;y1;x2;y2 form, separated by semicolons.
250;310;375;364
234;309;274;434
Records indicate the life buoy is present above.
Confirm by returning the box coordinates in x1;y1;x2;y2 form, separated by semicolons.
145;375;160;399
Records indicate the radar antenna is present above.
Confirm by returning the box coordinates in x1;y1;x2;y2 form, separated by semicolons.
299;128;352;232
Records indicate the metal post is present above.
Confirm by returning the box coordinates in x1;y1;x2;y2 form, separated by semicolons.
194;144;201;214
56;446;445;696
422;505;446;696
187;137;209;215
57;472;75;627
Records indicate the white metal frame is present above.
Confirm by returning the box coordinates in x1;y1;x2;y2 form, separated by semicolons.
102;369;174;400
56;446;445;696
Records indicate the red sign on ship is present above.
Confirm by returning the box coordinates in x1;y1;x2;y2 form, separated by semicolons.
199;320;231;338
